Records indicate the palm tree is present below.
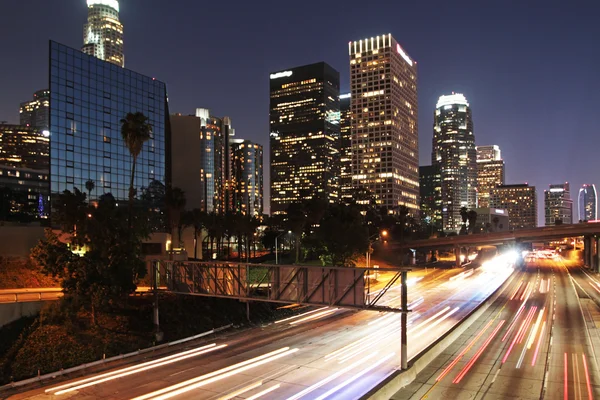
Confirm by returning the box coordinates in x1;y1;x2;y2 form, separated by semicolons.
85;179;95;203
166;186;186;251
120;112;153;228
467;210;478;234
183;208;205;259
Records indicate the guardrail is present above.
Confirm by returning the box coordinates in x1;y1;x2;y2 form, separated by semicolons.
0;287;167;304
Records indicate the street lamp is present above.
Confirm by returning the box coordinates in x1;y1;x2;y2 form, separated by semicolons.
367;230;388;270
275;230;292;265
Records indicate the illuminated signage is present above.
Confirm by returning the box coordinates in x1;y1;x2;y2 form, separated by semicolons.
396;44;413;66
270;71;293;80
549;188;565;193
87;0;119;12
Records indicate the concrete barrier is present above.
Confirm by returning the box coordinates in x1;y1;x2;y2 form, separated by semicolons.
362;271;518;400
0;301;44;328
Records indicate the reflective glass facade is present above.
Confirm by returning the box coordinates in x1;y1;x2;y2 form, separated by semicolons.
432;93;476;232
490;184;537;230
578;184;597;222
349;34;419;214
419;165;442;229
269;62;340;215
49;41;168;206
339;93;353;202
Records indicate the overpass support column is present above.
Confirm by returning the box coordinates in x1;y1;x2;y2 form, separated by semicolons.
595;237;600;274
455;247;462;268
584;236;592;268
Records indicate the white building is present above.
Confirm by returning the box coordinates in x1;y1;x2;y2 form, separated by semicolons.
82;0;124;67
474;208;510;232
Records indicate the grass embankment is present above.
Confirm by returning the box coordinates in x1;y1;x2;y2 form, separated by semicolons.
0;257;59;289
0;294;291;385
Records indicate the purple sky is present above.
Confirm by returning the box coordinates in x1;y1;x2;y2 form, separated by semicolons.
1;0;599;223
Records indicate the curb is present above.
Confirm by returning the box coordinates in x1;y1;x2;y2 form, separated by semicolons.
0;324;233;391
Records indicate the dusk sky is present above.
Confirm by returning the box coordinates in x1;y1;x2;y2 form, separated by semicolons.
1;0;599;223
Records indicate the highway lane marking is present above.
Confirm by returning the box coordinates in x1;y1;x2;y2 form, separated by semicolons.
169;367;197;377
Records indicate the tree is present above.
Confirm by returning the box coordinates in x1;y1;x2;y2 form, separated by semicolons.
166;186;186;250
120;112;153;229
467;210;478;234
85;179;95;203
460;206;469;235
53;188;88;246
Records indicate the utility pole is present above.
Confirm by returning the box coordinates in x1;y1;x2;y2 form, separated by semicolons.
153;261;163;342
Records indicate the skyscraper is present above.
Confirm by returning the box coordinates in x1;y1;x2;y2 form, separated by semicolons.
578;184;597;222
476;145;505;208
49;41;168;209
349;34;419;213
339;93;353;203
230;139;263;217
490;184;537;230
432;93;476;232
419;165;442;230
0;124;49;170
269;62;340;215
82;0;124;67
170;109;234;214
544;183;573;225
20;90;50;130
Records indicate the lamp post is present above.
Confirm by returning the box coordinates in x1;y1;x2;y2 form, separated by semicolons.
275;230;291;265
367;230;388;269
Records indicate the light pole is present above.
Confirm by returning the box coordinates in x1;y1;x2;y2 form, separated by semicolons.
367;230;388;269
275;230;291;265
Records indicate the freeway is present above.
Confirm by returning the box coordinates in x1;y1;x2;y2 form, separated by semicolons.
393;255;600;399
5;256;514;400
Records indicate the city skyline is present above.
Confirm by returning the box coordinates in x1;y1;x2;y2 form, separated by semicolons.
1;1;599;223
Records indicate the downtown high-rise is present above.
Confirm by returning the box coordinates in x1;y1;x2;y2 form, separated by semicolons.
339;93;353;203
476;145;505;208
432;93;476;232
349;34;419;214
578;184;597;222
82;0;124;67
490;184;537;230
545;183;573;225
230;139;264;217
269;62;340;215
20;90;51;130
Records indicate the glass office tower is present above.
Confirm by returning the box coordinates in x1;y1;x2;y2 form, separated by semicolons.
49;41;168;207
578;184;597;222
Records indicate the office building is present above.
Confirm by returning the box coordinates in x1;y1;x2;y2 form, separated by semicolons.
419;165;442;230
339;93;353;202
49;41;168;208
578;184;597;222
476;145;505;208
82;0;124;67
545;183;573;225
170;109;234;214
0;166;49;220
0;124;49;170
432;93;476;232
269;62;340;215
490;184;537;230
349;34;419;213
474;207;509;232
230;139;263;217
20;90;51;130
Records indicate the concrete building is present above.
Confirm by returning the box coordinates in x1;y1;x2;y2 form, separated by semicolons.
476;145;505;208
419;165;442;230
170;109;234;214
20;90;50;130
349;34;419;214
49;41;169;211
432;93;477;232
0;124;49;170
545;183;573;225
490;184;537;230
82;0;124;67
474;207;509;232
230;139;263;217
269;62;340;215
578;184;597;222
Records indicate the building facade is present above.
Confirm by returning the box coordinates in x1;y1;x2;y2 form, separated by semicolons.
49;41;168;208
419;165;442;230
476;145;505;208
490;184;537;230
339;93;353;203
544;183;573;225
20;90;50;130
170;109;233;214
82;0;124;67
349;34;419;214
474;207;509;232
0;124;49;170
0;166;49;221
230;139;263;217
578;184;597;222
432;93;477;232
269;62;340;215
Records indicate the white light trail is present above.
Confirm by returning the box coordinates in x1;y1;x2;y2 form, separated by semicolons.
217;381;263;400
246;384;281;400
289;308;338;325
274;307;330;324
